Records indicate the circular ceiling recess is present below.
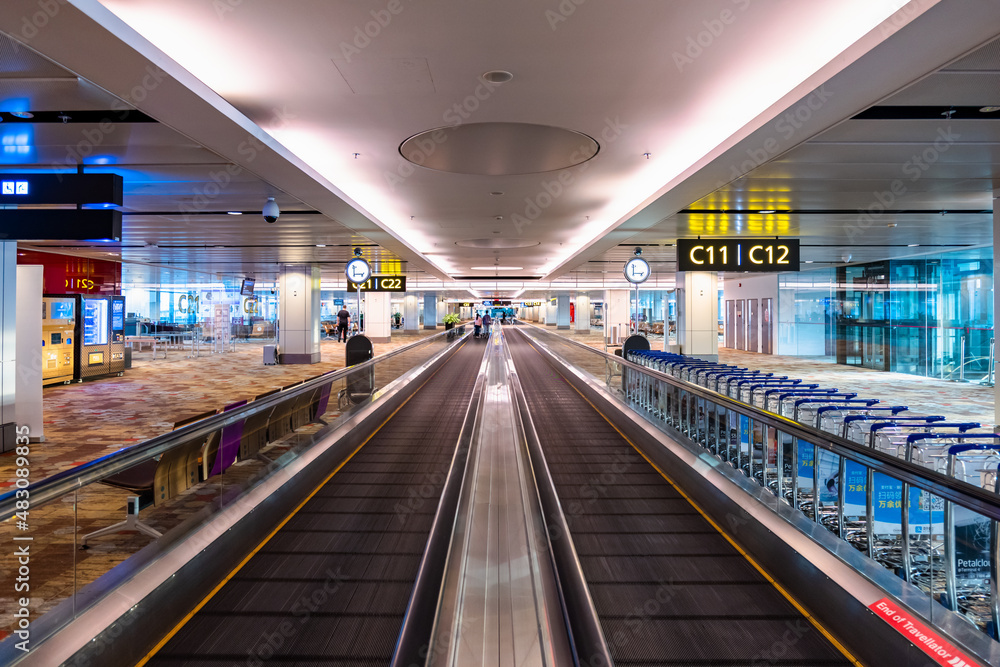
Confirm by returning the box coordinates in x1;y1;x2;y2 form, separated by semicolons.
400;122;599;175
456;238;540;249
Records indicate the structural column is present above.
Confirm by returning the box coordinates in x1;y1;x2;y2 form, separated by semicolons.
676;271;719;361
556;294;571;329
364;292;392;343
0;243;16;451
403;293;419;331
575;293;591;332
604;289;629;345
423;293;437;329
277;264;321;364
545;300;557;326
15;265;43;442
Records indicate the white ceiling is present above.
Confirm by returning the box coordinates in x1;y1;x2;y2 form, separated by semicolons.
0;0;997;295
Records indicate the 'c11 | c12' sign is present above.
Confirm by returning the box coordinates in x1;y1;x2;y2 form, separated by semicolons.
676;238;800;272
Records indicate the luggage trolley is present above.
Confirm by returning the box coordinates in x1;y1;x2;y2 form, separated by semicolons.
738;379;803;406
777;391;855;417
727;375;789;400
794;398;881;428
941;443;1000;633
691;364;742;388
700;367;750;392
871;422;982;459
709;369;771;394
844;416;946;447
764;389;839;415
815;405;911;438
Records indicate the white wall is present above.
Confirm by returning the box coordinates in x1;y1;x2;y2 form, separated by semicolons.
15;265;43;441
723;274;778;353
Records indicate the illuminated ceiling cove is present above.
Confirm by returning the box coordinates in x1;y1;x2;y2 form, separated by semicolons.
0;0;997;296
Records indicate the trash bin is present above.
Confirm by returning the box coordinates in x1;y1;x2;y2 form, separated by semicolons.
345;335;374;403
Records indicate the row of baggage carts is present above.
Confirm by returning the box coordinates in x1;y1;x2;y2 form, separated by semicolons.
625;349;1000;638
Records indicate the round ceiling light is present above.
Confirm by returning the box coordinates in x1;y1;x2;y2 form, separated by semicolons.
401;122;599;175
456;238;540;249
482;70;513;84
471;266;522;271
9;111;33;119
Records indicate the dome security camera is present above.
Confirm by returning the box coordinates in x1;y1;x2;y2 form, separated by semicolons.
633;247;642;256
842;253;852;263
263;197;280;223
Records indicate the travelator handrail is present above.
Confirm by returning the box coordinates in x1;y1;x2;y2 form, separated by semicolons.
0;327;465;521
515;322;1000;523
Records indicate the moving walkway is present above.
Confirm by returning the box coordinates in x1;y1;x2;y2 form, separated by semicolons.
2;323;999;666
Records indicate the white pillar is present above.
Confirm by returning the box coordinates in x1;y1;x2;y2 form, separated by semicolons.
676;271;719;361
546;301;557;326
575;294;591;332
604;289;629;345
15;265;43;442
278;264;321;364
0;243;17;451
364;292;392;343
423;293;437;329
403;294;419;331
557;294;571;329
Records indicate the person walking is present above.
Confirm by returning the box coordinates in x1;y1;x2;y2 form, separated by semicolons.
474;313;483;338
482;311;492;336
336;305;350;342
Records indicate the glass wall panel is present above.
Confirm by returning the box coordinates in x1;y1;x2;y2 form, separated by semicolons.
777;248;993;379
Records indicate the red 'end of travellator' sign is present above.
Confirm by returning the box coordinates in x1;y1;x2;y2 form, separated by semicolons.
868;598;981;667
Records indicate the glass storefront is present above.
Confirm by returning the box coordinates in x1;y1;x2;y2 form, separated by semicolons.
779;248;993;380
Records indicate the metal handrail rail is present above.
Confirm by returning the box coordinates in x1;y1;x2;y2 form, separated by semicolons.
517;321;1000;522
0;327;467;520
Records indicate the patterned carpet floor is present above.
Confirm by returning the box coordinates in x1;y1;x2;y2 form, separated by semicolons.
540;326;996;428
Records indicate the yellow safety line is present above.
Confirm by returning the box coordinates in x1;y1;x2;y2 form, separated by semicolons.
138;341;466;665
522;338;863;667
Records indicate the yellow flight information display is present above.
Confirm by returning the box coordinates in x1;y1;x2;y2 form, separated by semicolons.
676;238;799;272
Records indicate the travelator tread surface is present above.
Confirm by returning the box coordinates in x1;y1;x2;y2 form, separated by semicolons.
506;330;852;667
148;340;484;667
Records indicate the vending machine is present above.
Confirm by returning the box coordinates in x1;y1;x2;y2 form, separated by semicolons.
47;294;127;382
110;296;126;374
41;296;76;385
